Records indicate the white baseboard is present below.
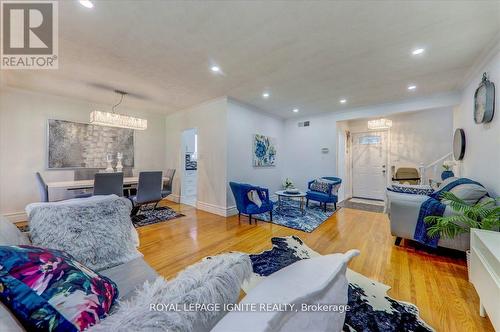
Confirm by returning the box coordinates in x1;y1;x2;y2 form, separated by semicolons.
196;201;241;217
226;205;238;216
2;212;27;223
165;194;180;203
196;201;227;217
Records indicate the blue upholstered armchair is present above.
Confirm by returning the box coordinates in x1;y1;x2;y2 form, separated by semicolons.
229;182;273;224
306;177;342;212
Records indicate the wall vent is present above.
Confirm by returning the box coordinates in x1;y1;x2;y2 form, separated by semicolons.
298;121;310;127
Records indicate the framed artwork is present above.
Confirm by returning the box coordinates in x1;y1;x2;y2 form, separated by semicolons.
253;134;276;167
47;119;134;169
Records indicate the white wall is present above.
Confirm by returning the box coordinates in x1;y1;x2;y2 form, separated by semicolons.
283;92;461;198
283;112;338;193
454;48;500;196
0;87;167;221
346;107;454;169
226;99;285;211
164;97;228;215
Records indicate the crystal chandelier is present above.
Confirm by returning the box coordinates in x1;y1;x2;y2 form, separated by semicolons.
90;90;147;130
367;118;392;130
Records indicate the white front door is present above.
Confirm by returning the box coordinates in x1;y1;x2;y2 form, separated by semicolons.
351;131;388;200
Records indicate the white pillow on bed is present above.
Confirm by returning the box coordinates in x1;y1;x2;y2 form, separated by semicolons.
212;250;359;332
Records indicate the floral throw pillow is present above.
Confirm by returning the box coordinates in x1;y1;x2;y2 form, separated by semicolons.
0;245;119;331
310;180;331;194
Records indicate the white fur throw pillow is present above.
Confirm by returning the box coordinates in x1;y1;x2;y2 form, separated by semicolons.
27;195;142;271
89;253;252;332
247;190;263;207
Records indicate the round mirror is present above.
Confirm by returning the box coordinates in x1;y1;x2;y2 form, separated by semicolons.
453;128;466;161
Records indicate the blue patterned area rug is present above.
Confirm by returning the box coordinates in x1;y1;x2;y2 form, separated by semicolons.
244;236;434;332
254;201;339;232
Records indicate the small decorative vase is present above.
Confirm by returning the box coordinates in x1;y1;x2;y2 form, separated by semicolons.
116;152;123;173
441;170;454;180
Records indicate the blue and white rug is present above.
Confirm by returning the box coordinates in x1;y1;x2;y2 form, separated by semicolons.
243;236;434;332
254;201;339;232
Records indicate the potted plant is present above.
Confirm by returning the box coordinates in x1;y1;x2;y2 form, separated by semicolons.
424;192;500;277
441;161;455;180
283;178;294;190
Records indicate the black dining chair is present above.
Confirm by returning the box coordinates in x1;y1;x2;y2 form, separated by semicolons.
35;172;49;202
161;169;176;198
129;171;163;216
93;172;124;197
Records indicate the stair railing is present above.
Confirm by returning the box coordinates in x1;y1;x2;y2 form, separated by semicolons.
419;152;453;184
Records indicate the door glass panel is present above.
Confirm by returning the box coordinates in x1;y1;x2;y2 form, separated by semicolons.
358;135;381;145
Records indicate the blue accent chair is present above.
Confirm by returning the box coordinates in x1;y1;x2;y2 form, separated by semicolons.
306;177;342;212
229;182;273;224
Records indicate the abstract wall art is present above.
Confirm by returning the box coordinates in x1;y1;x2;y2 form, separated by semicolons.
253;134;276;167
47;119;134;169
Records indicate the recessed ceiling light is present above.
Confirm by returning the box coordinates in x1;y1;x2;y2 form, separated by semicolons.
408;85;417;90
262;92;270;99
79;0;94;8
292;108;299;113
412;48;425;55
339;99;347;104
210;65;221;73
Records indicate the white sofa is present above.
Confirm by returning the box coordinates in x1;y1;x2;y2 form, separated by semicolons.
386;190;470;251
386;177;493;251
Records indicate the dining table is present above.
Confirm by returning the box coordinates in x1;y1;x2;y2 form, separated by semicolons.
46;176;171;201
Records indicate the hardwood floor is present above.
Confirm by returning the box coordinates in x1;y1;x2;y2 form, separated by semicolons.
138;201;493;332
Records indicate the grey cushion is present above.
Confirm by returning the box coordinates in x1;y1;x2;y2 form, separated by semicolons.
0;216;30;246
435;176;458;191
100;258;159;301
448;183;488;205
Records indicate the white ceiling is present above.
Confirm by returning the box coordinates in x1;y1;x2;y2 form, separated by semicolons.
2;0;500;118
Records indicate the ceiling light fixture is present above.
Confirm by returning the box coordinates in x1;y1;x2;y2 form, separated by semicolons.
292;108;299;113
262;92;270;99
412;48;425;55
339;99;347;104
407;85;417;90
211;65;221;73
368;118;392;130
79;0;94;9
90;90;147;130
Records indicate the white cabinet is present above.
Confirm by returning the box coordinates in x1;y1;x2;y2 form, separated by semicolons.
181;170;197;206
470;229;500;331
